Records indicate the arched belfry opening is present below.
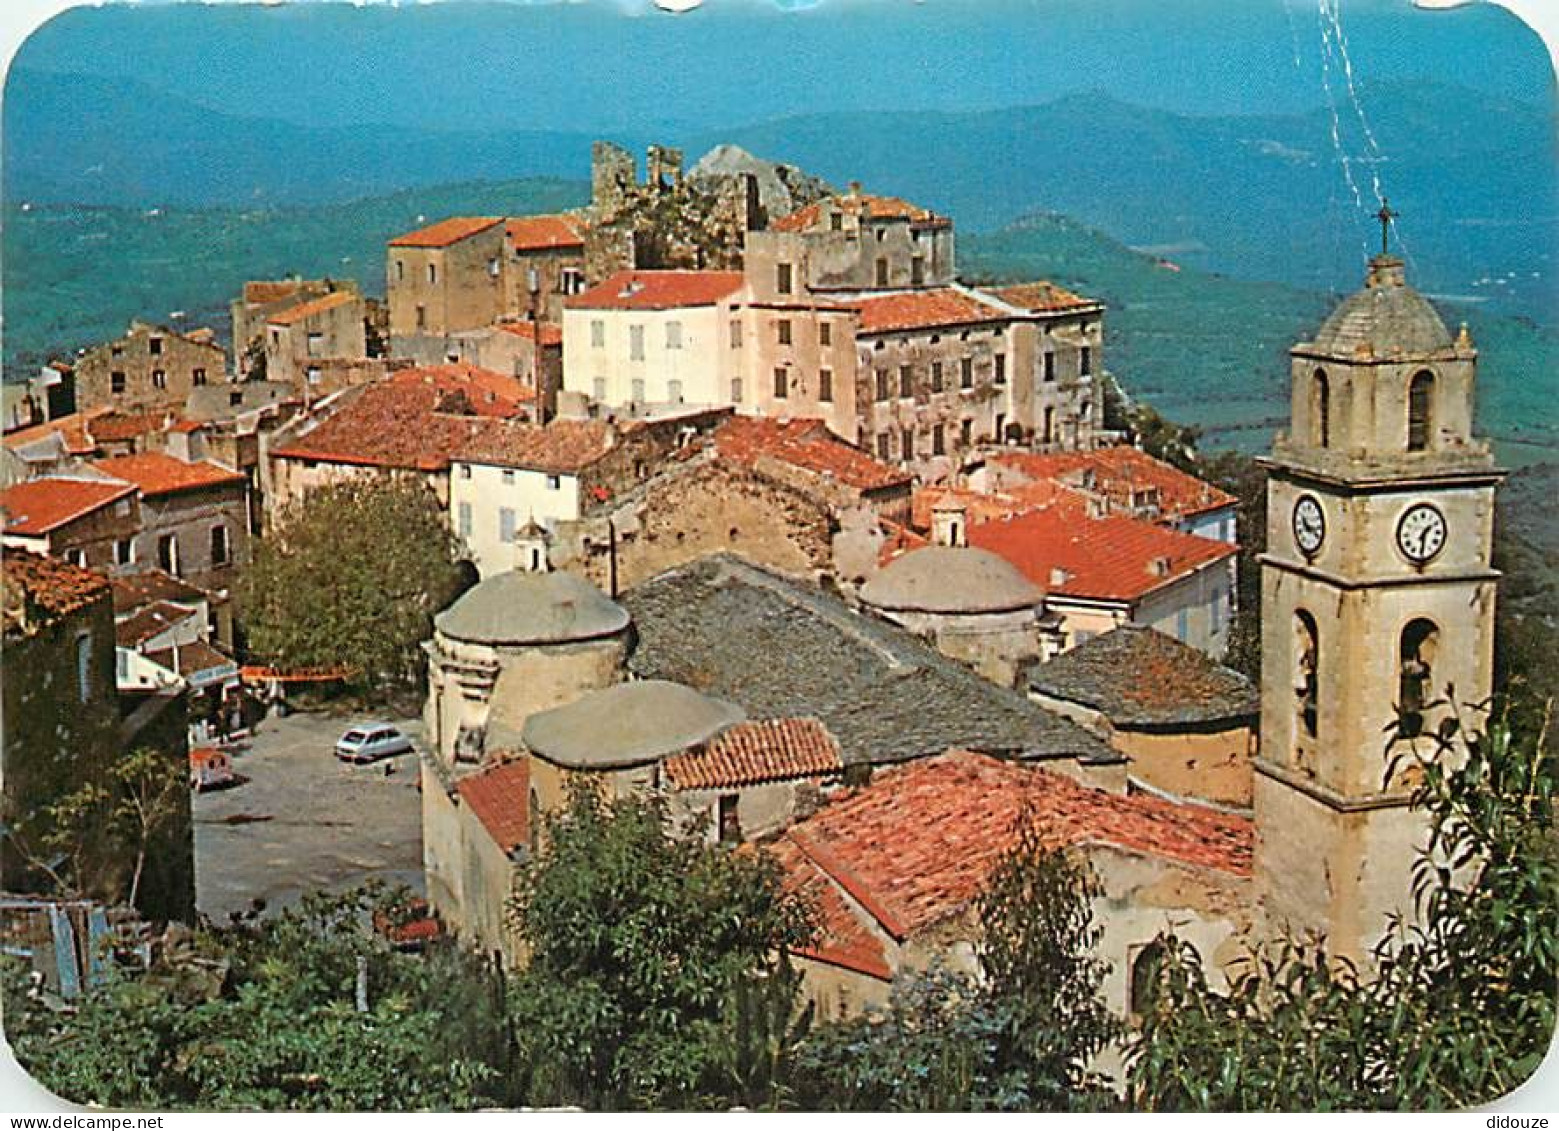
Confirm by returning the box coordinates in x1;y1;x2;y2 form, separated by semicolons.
1294;609;1320;743
1408;370;1434;453
1398;618;1440;738
1312;368;1331;448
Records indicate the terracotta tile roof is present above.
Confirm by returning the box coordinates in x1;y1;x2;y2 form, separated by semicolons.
991;446;1238;523
244;280;307;304
567;270;744;311
772;192;947;234
989;281;1100;314
970;503;1236;606
767;835;893;981
713;417;912;493
853;288;1010;335
456;758;531;856
389;363;536;417
505;213;586;251
1027;624;1259;728
145;638;236;680
664;717;843;791
111;568;208;615
90;453;245;498
116;600;198;648
451;417;619;474
1;477;135;535
495;320;563;347
876;519;929;566
4;411;105;456
266;290;358;327
388;216;503;249
909;482;1080;534
168;420;204;435
90;410;177;443
786;750;1252;942
2;549;111;627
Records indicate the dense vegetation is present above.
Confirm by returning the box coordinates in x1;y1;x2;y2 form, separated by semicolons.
236;478;469;701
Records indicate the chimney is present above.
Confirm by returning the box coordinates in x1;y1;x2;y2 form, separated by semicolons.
1049;567;1071;587
1147;555;1172;578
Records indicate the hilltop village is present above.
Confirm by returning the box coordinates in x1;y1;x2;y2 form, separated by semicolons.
1;143;1500;1039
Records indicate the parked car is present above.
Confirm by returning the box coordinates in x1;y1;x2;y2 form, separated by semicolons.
334;723;415;763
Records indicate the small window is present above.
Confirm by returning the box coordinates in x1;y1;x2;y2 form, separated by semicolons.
592;377;607;402
961;418;973;447
415;304;426;331
776;263;793;295
773;368;789;399
629;325;645;361
499;507;517;543
306;366;322;385
157;533;179;576
152;370;167;390
930;361;943;393
458;464;472;479
875;257;889;287
395;259;405;283
1080;345;1092;377
876;432;892;460
561;268;584;295
932;423;945;456
306;332;324;358
114;538;135;566
819;321;832;347
501;469;516;485
488;256;501;278
778;320;792;346
830;213;843;232
731;377;743;402
818;369;833;403
76;632;93;704
428;263;438;285
546;475;562;491
210;524;229;567
667;378;683;404
730;320;743;349
1313;369;1331;448
994;353;1007;385
666;321;683;350
911;256;925;286
718;794;742;843
899;365;912;398
193;367;207;387
630;378;645;404
1408;370;1434;452
148;337;163;356
1044;351;1056;382
875;370;890;402
901;428;914;460
111;371;126;395
960;357;973;389
457;502;472;538
590;319;605;348
527;267;540;293
229;391;243;407
66;548;87;569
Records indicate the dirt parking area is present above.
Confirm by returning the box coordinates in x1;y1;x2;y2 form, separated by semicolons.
192;711;425;922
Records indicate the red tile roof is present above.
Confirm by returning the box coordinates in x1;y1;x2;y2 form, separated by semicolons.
991;446;1238;523
2;549;112;625
89;410;177;443
116;599;199;648
389;363;536;417
989;281;1101;314
772;192;948;234
567;270;744;311
1;477;136;535
244;280;307;304
713;417;912;493
784;750;1251;943
969;503;1235;605
266;290;358;327
4;411;105;456
90;453;246;498
853;287;1010;334
145;638;235;680
451;417;620;474
111;568;208;614
495;320;563;347
767;835;893;981
505;213;586;251
909;482;1079;533
456;758;531;856
388;216;503;249
664;717;843;791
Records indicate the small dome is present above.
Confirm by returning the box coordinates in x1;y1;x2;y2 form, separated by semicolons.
521;679;746;769
1309;256;1452;358
435;569;630;646
860;545;1043;615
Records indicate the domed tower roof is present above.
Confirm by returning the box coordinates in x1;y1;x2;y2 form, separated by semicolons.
521;679;746;769
434;569;630;646
1307;255;1452;359
860;545;1043;615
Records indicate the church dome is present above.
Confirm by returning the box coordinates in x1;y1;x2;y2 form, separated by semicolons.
860;545;1043;615
1308;256;1452;358
434;569;630;646
521;679;746;769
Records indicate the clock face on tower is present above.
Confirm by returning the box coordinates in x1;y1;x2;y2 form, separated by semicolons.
1396;502;1447;566
1292;494;1326;558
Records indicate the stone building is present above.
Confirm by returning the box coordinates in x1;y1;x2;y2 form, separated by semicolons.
1026;625;1259;809
386;217;509;354
1254;251;1502;963
504;214;588;324
262;290;369;395
1;475;141;571
75;322;227;415
768;750;1254;1024
231;279;360;378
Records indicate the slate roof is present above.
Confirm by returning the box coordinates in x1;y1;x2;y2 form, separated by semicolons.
621;555;1117;767
456;758;531;856
567;270;744;311
991;446;1237;523
663;717;844;791
1029;625;1259;728
783;750;1252;944
2;549;111;627
388;216;503;248
1;477;135;535
90;453;245;498
711;417;911;493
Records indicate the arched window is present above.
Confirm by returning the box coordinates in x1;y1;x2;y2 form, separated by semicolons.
1399;618;1440;738
1407;370;1434;452
1295;610;1320;741
1129;940;1169;1020
1312;368;1331;448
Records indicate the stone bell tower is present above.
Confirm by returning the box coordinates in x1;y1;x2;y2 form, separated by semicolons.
1253;204;1504;962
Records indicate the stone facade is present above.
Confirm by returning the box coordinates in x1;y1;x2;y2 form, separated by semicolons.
262;291;369;394
231;279;360;379
75;323;227;415
387;218;509;348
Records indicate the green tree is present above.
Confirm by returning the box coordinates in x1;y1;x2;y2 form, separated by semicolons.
1125;700;1557;1110
794;828;1120;1111
4;884;503;1111
237;478;465;699
507;784;815;1110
